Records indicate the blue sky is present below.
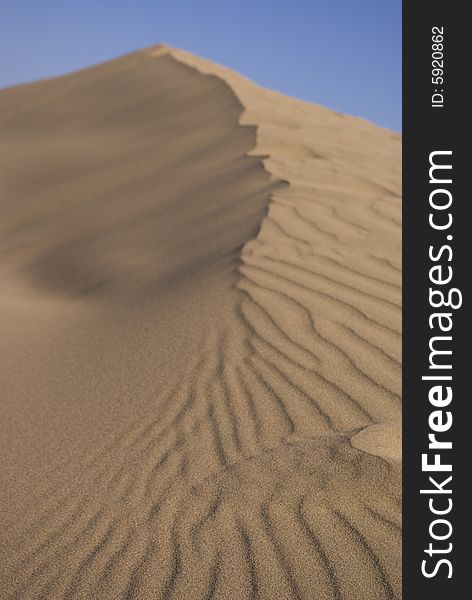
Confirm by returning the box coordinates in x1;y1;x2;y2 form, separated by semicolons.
0;1;401;131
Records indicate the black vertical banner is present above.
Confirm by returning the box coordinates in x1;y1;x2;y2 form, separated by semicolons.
404;2;467;598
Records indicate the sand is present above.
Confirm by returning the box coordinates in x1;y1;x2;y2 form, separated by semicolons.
0;46;401;599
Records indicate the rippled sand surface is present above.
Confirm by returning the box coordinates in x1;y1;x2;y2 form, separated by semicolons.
0;46;401;599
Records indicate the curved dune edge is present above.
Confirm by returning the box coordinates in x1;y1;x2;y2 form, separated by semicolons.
0;46;401;599
150;44;402;460
152;45;402;598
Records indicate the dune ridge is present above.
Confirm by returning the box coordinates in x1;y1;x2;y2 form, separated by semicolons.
0;46;401;599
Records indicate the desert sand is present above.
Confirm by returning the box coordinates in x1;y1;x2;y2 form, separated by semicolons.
0;46;401;599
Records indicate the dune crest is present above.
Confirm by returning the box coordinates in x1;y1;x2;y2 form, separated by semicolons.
0;46;401;599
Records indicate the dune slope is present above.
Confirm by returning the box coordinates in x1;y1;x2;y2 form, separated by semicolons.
0;46;401;599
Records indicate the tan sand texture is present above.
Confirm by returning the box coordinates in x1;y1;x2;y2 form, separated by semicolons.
0;46;401;599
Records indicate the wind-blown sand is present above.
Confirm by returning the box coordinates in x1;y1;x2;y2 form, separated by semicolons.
0;46;401;599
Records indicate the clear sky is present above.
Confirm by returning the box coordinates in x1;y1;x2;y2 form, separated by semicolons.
0;1;401;131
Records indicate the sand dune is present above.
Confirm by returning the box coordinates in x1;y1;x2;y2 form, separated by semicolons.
0;46;401;599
